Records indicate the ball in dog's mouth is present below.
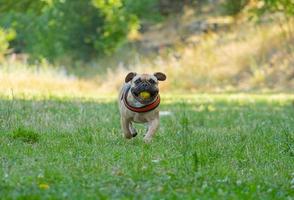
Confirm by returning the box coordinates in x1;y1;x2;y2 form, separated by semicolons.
139;91;151;100
131;87;158;103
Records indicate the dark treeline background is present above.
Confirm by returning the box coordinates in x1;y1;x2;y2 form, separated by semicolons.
0;0;293;62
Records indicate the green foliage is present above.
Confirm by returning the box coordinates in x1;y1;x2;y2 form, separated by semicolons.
1;0;196;61
92;0;139;54
0;0;292;61
0;28;15;61
259;0;294;16
123;0;162;22
221;0;250;15
0;0;47;13
0;0;139;61
221;0;294;16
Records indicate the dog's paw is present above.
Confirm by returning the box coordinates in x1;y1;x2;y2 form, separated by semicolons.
132;132;138;137
124;134;133;139
143;137;152;143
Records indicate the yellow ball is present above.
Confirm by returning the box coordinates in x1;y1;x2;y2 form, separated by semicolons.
139;91;151;99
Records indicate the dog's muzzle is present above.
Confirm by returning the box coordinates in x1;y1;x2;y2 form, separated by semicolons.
123;85;160;113
131;82;158;103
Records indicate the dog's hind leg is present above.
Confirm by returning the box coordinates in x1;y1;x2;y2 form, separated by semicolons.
121;118;133;139
129;122;138;137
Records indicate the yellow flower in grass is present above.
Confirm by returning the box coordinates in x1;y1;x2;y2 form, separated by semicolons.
39;183;49;190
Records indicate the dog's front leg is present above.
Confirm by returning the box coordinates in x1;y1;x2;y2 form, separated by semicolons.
129;122;138;137
120;117;133;139
144;118;159;143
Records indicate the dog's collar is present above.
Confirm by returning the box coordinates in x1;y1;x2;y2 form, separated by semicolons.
123;86;160;113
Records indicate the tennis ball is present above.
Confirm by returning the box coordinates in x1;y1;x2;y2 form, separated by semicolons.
139;91;151;99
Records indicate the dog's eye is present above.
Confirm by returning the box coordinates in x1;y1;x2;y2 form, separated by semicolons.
134;79;141;84
149;79;156;84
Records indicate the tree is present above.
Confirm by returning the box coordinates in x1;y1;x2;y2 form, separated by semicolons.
0;0;139;61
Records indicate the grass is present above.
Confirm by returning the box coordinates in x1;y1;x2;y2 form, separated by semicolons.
11;127;39;144
0;94;293;199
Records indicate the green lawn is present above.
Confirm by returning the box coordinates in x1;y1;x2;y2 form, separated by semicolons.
0;94;293;199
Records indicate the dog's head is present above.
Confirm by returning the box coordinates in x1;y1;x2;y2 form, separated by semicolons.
125;72;166;104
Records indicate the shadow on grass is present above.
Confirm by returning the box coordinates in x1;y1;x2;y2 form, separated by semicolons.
11;127;40;144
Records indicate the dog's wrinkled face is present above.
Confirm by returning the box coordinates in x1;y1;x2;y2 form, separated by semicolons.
125;72;166;104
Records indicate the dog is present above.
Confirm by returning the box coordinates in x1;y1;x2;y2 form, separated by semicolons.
118;72;166;142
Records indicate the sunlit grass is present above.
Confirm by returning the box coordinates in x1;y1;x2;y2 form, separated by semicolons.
0;59;293;103
0;60;101;99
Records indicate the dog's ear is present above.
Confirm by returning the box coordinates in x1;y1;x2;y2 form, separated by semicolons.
154;72;166;81
125;72;137;83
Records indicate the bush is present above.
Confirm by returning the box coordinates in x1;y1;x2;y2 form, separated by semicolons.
258;0;294;16
222;0;250;15
123;0;162;22
221;0;294;17
0;0;139;61
0;0;208;62
0;28;15;61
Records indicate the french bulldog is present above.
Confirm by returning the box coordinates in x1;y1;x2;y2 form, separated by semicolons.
118;72;166;142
